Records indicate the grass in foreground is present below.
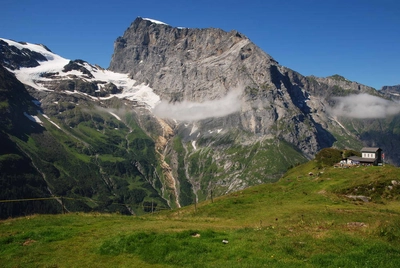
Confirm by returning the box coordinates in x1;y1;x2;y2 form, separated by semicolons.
1;163;400;267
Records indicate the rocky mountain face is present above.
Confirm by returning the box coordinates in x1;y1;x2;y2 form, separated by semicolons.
381;85;400;101
1;17;400;218
313;74;377;93
110;18;277;101
110;18;333;157
109;17;393;160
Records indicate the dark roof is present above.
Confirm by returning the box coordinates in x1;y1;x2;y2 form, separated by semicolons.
348;156;375;163
360;158;376;163
361;147;381;152
348;156;362;161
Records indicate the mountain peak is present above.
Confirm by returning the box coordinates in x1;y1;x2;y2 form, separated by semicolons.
109;18;274;102
142;17;169;26
129;17;171;30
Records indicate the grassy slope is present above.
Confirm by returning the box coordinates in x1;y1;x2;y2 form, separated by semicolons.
174;133;308;203
1;102;168;216
1;162;400;267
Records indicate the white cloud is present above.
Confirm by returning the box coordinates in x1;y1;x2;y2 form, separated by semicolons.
330;93;400;119
152;90;242;121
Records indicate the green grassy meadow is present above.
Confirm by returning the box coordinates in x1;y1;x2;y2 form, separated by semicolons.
1;162;400;267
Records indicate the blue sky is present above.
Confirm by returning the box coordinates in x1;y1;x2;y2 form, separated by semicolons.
2;0;399;89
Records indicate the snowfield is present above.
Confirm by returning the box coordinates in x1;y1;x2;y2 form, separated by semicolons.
0;38;160;109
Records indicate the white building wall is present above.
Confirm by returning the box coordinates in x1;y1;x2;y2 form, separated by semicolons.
362;153;375;158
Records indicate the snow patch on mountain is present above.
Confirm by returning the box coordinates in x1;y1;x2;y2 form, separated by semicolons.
23;112;43;125
0;38;160;109
192;141;197;150
102;82;160;108
1;38;69;90
42;113;62;129
143;18;169;25
108;111;121;121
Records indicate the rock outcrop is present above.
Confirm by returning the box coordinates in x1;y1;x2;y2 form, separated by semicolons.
381;84;400;101
0;39;48;70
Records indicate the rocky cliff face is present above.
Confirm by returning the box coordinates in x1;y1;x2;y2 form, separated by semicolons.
109;17;351;158
381;85;400;101
110;18;277;101
313;74;377;92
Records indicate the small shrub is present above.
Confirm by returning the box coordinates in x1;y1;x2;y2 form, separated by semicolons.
315;148;342;167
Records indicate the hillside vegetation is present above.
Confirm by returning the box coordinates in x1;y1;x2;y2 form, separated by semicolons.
1;159;400;267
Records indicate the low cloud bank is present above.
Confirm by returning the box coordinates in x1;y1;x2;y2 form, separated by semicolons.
152;90;242;121
330;93;400;119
